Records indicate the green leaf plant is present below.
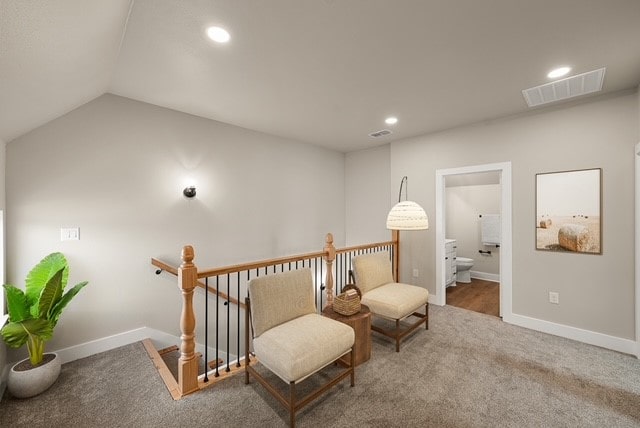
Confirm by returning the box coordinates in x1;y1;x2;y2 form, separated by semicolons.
1;253;88;366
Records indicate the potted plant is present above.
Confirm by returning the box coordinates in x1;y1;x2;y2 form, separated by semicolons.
1;252;88;398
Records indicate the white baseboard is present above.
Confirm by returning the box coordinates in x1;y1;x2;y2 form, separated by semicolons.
53;327;180;365
18;327;239;367
470;271;500;282
428;294;441;306
508;313;637;356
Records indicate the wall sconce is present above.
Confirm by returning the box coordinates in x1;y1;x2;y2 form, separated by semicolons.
183;186;196;198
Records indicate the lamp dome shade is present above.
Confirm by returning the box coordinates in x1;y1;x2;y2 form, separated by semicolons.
386;201;429;230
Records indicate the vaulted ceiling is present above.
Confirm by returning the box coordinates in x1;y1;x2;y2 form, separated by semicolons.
2;0;640;152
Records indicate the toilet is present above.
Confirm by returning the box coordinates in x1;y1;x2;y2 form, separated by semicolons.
456;257;474;283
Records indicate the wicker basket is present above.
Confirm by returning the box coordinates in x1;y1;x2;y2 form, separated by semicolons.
332;289;361;316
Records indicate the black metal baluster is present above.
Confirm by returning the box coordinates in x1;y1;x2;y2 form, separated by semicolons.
314;258;318;309
340;253;344;293
226;273;230;373
320;260;324;309
246;270;250;362
215;276;219;377
337;254;341;294
237;272;241;368
204;277;209;382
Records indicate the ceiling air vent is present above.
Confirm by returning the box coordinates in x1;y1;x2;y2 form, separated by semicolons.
522;67;605;107
369;129;392;138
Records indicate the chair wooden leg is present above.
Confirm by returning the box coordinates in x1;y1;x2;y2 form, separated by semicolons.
350;347;355;387
425;302;429;330
246;352;352;427
289;381;296;428
370;303;429;352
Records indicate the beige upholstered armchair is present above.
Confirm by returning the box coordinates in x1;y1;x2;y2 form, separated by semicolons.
244;268;355;427
351;252;429;352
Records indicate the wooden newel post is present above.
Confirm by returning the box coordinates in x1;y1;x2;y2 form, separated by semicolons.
177;245;199;395
323;233;336;308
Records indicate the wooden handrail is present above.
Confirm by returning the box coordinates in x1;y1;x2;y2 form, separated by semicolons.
152;257;178;275
153;238;396;282
335;239;396;254
152;258;245;309
152;235;398;310
195;250;327;279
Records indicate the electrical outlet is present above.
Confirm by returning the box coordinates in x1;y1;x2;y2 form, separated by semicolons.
60;227;80;241
549;291;559;304
412;269;419;278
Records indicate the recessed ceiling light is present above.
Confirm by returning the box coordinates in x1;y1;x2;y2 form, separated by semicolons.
385;117;398;125
207;26;230;43
547;67;571;79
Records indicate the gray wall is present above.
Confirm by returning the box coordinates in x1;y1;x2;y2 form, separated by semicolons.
387;92;637;339
345;145;392;245
5;94;345;360
446;184;500;275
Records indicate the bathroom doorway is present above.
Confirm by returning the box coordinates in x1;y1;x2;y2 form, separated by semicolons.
435;162;513;321
445;171;501;317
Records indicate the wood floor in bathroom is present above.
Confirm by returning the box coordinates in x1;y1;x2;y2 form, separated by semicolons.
446;278;500;317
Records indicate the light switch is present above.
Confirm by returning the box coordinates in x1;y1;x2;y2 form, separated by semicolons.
60;227;80;241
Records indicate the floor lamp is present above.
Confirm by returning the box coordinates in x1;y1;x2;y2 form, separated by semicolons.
386;176;429;281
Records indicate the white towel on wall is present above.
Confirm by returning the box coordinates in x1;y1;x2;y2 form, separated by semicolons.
481;214;501;245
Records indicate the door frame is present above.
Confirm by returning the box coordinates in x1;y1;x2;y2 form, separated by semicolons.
635;143;640;358
435;162;513;321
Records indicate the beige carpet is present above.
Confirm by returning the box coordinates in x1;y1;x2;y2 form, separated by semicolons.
1;304;639;427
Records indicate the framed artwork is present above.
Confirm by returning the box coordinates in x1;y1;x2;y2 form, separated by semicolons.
535;168;602;254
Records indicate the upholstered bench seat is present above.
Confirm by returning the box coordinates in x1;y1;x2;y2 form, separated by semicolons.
361;282;429;320
254;313;355;383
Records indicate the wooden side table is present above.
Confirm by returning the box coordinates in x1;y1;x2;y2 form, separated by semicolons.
322;304;371;366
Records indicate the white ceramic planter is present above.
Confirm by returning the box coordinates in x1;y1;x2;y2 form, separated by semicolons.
7;352;61;398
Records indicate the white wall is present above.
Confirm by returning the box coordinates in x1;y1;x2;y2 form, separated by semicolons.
5;94;345;361
345;144;392;245
446;184;500;275
383;93;637;340
0;137;6;393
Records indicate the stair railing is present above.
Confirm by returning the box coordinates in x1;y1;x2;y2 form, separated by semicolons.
151;232;399;398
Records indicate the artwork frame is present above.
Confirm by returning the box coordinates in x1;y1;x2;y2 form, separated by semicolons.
535;168;602;254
